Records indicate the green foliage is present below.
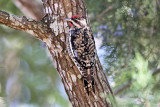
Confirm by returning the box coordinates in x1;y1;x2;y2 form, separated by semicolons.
86;0;160;106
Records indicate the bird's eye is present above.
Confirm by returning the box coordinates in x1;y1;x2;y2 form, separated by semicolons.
74;19;78;22
75;18;79;20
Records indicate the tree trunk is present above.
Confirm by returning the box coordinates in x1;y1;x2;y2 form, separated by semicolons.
0;0;116;106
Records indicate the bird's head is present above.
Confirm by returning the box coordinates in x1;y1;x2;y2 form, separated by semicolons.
64;15;87;29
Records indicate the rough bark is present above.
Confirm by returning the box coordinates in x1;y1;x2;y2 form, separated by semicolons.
0;0;116;107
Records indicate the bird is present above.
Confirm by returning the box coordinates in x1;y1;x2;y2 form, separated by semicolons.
64;15;96;95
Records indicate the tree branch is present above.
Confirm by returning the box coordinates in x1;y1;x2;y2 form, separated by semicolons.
41;0;116;106
114;68;160;95
12;0;44;20
0;10;34;34
113;79;133;95
0;10;50;40
152;68;160;76
90;4;114;22
97;4;114;19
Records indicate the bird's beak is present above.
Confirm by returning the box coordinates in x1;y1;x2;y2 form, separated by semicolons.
63;18;71;21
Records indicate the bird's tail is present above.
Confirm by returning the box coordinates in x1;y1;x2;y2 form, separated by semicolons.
83;74;95;95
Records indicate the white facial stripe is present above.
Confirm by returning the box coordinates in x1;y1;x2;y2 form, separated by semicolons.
79;19;87;26
70;20;81;28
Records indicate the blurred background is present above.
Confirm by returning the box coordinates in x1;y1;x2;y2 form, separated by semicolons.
0;0;160;107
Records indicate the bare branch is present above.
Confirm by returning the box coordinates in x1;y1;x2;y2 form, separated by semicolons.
0;10;34;34
113;79;133;95
97;4;114;19
0;10;50;40
90;5;114;22
152;68;160;76
12;0;44;20
114;68;160;95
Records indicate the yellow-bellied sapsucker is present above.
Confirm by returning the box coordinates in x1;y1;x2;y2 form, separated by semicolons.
64;15;96;95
